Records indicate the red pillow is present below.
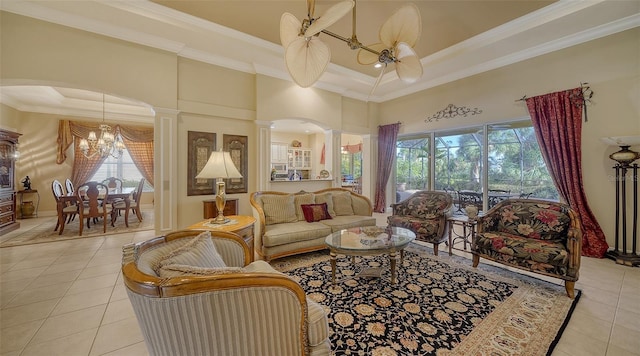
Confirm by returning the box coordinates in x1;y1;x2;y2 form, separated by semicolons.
300;203;332;222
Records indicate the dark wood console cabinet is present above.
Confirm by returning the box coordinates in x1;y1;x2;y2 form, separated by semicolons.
0;129;21;235
203;198;238;219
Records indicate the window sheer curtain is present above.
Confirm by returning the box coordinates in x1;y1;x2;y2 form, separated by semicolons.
374;123;400;213
56;120;154;187
526;88;608;258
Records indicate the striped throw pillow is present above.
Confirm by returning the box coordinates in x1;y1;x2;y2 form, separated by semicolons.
261;194;297;225
294;193;315;221
153;231;227;275
158;265;242;278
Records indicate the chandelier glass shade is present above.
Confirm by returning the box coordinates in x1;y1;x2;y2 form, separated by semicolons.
78;95;125;159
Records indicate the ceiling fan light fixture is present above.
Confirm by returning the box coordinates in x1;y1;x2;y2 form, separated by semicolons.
281;0;422;91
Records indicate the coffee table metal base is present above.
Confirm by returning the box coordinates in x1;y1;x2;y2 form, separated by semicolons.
329;250;404;285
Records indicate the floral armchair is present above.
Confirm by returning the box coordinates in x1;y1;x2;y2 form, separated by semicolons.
387;190;453;255
472;199;582;298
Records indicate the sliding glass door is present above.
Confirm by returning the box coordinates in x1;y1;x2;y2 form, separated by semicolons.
395;120;558;208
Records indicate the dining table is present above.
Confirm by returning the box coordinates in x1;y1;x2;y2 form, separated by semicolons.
55;186;135;231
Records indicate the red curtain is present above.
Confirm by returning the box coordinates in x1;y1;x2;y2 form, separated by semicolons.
526;88;608;257
374;123;400;212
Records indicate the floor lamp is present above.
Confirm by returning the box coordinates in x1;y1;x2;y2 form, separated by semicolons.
602;136;640;267
195;149;243;224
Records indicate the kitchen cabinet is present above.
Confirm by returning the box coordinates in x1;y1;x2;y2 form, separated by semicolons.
271;142;288;163
288;148;312;170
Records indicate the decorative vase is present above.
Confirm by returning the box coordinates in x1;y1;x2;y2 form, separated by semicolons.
22;201;35;217
465;205;478;220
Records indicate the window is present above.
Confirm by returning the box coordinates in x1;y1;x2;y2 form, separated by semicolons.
90;150;152;191
341;150;362;180
395;120;558;205
396;137;429;191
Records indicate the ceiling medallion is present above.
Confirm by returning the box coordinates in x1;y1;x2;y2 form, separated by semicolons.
424;104;483;123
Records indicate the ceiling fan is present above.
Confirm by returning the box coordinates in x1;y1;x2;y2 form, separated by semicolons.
280;0;423;94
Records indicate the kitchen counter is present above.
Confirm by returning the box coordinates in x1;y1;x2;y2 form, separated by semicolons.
271;179;333;182
268;179;334;193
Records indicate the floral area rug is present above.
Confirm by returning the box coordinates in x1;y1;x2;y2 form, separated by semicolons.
0;209;154;247
271;244;580;356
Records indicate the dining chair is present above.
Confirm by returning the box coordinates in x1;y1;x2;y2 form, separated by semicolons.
102;177;124;193
64;178;77;222
456;190;482;212
77;181;112;236
65;178;75;195
111;178;145;226
488;189;513;208
51;179;78;234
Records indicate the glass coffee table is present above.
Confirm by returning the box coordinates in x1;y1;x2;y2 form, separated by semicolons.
325;226;416;285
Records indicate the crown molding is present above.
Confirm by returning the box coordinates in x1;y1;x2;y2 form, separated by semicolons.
1;0;638;105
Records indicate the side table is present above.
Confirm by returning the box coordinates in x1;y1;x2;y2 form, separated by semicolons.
447;215;478;256
17;189;40;218
188;215;256;262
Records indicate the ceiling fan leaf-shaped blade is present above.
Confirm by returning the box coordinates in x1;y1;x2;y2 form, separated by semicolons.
285;37;330;88
280;12;302;48
379;3;421;48
357;43;385;65
305;0;354;37
395;42;422;83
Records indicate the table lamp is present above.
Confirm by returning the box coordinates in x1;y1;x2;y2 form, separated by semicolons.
195;149;243;224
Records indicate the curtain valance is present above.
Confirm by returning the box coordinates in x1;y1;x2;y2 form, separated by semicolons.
342;143;362;154
56;120;153;164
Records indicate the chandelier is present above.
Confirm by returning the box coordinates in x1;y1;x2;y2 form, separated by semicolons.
78;94;125;159
280;0;422;94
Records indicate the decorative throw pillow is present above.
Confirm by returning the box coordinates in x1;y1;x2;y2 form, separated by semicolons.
314;192;336;217
261;194;297;225
158;264;243;278
333;191;355;216
294;193;315;221
153;231;227;276
300;203;332;223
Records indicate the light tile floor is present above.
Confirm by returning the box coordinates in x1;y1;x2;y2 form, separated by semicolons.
0;213;638;355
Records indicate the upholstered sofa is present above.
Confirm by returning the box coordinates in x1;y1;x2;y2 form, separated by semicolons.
122;230;331;356
387;190;453;255
471;199;583;298
250;188;376;262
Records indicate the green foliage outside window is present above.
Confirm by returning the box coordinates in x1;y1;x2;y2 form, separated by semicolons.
396;122;558;200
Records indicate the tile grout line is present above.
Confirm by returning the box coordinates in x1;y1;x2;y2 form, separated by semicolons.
15;238;108;355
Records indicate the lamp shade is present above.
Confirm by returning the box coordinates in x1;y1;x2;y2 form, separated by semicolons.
195;150;242;179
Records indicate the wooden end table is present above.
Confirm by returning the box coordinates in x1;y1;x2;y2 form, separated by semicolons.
188;215;256;262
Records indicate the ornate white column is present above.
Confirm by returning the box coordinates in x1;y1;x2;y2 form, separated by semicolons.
256;120;272;191
361;134;373;197
153;107;180;234
324;129;342;187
